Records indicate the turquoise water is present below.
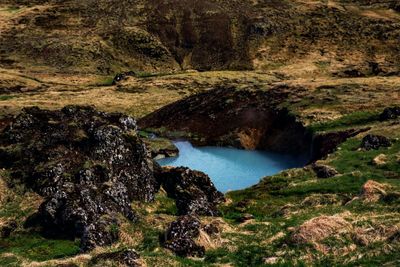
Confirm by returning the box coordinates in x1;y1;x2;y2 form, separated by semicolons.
157;141;308;193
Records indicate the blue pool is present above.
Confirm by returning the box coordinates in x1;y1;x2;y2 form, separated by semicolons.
157;141;308;193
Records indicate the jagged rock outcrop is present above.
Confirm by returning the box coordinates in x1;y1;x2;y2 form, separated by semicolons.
0;106;157;251
161;215;205;257
361;134;391;150
156;167;225;216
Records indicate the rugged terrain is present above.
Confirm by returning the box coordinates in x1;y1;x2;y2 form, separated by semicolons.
0;0;400;266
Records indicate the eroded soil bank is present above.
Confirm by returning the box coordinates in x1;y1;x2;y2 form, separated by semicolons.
140;86;312;155
139;86;363;161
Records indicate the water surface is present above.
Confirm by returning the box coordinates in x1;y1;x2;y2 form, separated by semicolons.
157;141;307;193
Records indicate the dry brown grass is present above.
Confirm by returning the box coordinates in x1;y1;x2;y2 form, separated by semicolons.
291;214;353;244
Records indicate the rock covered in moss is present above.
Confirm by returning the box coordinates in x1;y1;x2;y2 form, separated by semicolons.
361;134;391;150
312;164;338;178
0;106;157;251
90;248;141;267
162;215;205;257
156;167;225;216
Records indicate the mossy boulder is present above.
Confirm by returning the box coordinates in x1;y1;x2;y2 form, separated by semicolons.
0;105;158;251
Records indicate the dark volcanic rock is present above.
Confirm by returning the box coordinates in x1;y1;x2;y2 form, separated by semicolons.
0;220;17;238
361;134;391;150
0;106;157;251
312;164;339;179
90;248;141;267
236;213;255;223
112;71;136;85
379;107;400;121
162;215;205;257
157;167;225;216
311;128;370;161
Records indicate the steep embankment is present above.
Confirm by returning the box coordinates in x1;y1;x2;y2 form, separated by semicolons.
140;86;312;155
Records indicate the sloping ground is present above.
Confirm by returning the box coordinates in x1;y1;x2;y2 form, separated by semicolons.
1;0;400;266
1;68;400;265
0;0;399;75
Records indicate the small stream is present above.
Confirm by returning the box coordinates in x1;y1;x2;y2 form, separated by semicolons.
157;141;308;193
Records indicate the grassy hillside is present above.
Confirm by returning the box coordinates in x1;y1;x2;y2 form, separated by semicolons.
1;0;400;266
0;0;399;75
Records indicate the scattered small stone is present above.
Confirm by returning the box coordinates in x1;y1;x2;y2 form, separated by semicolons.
236;213;255;223
361;134;391;150
0;220;17;238
90;248;141;267
372;154;388;166
301;194;341;207
274;204;294;218
202;223;220;235
162;215;205;257
312;164;339;178
379;106;400;121
112;71;135;85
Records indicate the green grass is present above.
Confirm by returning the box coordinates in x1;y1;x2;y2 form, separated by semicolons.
308;111;381;133
331;138;400;181
2;6;22;14
0;95;17;101
0;233;80;262
96;76;115;86
153;194;178;215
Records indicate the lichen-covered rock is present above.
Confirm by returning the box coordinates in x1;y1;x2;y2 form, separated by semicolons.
379;106;400;121
162;215;205;257
90;248;141;267
156;167;225;216
360;134;391;150
312;164;339;178
0;106;157;251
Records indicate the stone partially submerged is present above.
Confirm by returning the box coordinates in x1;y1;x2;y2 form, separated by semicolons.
0;106;158;251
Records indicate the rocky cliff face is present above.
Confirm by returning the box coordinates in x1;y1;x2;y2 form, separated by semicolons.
0;106;158;251
0;105;226;253
139;86;312;155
